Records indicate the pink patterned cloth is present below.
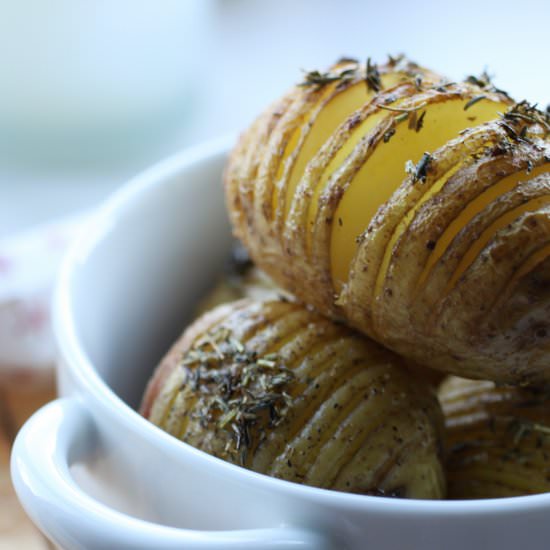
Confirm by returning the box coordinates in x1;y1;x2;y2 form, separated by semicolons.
0;214;87;387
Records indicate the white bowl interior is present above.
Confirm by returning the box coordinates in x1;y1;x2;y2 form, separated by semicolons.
68;147;233;409
50;141;550;550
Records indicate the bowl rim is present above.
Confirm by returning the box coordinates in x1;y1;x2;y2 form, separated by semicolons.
53;136;550;517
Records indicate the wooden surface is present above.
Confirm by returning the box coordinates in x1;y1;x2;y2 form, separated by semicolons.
0;381;56;550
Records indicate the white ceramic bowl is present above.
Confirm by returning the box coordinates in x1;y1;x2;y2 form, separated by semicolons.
11;139;550;550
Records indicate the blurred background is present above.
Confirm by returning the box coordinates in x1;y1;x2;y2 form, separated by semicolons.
1;0;548;236
0;0;548;546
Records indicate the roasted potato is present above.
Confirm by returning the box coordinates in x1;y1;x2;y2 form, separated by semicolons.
226;56;550;385
440;376;550;498
197;247;444;389
141;299;446;498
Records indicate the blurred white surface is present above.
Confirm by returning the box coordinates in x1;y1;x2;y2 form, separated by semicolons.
0;214;85;384
1;0;548;236
0;1;210;148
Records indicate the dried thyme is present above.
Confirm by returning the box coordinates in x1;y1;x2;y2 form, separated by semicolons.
432;80;457;92
383;128;396;143
406;153;432;183
386;53;420;77
365;57;382;92
502;100;550;134
416;153;433;183
179;327;295;465
465;69;513;100
465;70;493;89
387;53;405;67
408;109;426;132
492;100;550;149
394;112;410;124
464;95;487;111
415;110;427;132
298;67;356;90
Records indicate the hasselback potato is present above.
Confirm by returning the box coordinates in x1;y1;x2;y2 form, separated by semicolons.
440;376;550;498
196;245;444;388
141;299;446;498
225;56;550;385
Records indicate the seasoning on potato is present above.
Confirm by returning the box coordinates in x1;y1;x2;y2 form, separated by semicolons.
141;299;446;499
225;55;550;385
440;376;550;499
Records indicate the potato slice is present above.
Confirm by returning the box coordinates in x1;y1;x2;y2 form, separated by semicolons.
367;124;550;383
142;299;446;499
232;58;442;313
328;91;508;290
226;55;550;384
277;61;440;222
440;376;550;499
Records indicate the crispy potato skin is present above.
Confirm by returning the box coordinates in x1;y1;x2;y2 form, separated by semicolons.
439;376;550;499
225;57;550;385
226;59;444;317
140;302;236;419
141;299;446;499
195;266;446;389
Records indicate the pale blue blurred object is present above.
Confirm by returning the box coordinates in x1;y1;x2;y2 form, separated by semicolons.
0;0;211;166
1;0;548;236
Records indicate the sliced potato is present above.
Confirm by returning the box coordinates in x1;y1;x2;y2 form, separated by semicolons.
369;124;550;384
226;54;550;384
440;376;550;498
229;57;443;310
142;299;446;499
309;86;508;301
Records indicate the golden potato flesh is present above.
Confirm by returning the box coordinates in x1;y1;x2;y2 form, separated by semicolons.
440;376;550;499
275;59;441;223
141;299;446;498
328;93;507;289
360;117;550;384
226;54;550;385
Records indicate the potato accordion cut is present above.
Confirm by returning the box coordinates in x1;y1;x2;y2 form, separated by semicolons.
440;376;550;499
195;251;444;389
226;56;550;385
141;299;446;498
